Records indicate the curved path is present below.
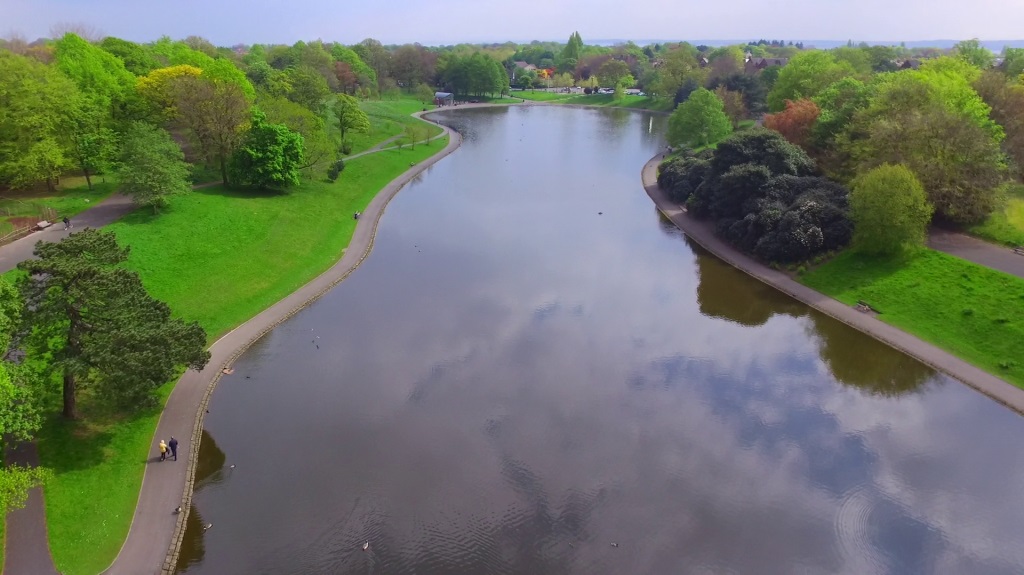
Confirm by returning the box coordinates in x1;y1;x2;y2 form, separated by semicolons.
928;228;1024;280
641;153;1024;415
99;116;461;575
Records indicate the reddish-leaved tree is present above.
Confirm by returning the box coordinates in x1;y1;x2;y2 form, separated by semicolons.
763;98;821;149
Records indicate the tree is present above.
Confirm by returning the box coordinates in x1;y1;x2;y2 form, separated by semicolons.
847;73;1005;224
353;38;392;87
415;83;435;104
0;278;41;442
54;33;136;119
286;65;331;113
332;94;370;144
136;65;204;120
597;59;632;88
667;87;733;148
713;86;747;127
710;73;767;115
562;31;583;63
18;230;210;418
330;44;377;87
973;70;1024;178
171;75;251;185
116;122;192;211
230;109;305;190
763;99;821;148
99;36;159;76
1000;47;1024;78
850;164;933;255
767;51;855;111
0;52;78;191
257;95;337;173
953;39;995;70
334;61;359;94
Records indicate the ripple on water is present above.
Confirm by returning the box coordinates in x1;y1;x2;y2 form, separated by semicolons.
833;484;887;574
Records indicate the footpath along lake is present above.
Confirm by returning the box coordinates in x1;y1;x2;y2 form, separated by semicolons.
176;106;1024;575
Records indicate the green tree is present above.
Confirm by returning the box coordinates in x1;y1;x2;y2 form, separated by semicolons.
171;75;251;185
667;87;733;148
18;229;210;418
415;83;435;104
848;78;1005;224
66;99;118;190
332;94;371;144
0;278;41;443
767;51;855;111
257;95;337;173
597;59;632;88
99;36;160;75
54;33;136;119
953;39;995;70
116;122;192;212
850;164;933;255
286;65;331;113
562;31;583;63
230;109;305;190
1001;47;1024;78
0;52;78;190
149;37;255;98
330;44;377;86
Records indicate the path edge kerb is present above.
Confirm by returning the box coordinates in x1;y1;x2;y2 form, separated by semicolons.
153;114;462;574
641;153;1024;417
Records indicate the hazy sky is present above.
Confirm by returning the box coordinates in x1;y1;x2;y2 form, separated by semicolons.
3;0;1022;46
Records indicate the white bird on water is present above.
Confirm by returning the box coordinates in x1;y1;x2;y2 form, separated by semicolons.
203;523;213;532
362;541;369;551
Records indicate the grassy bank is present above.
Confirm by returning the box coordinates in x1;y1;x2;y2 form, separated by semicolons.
516;90;674;111
38;133;450;574
347;99;442;155
969;184;1024;247
800;249;1024;387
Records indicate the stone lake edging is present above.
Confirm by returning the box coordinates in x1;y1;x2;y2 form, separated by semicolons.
641;153;1024;416
97;115;461;575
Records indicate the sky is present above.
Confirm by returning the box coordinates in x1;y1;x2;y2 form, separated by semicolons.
3;0;1023;46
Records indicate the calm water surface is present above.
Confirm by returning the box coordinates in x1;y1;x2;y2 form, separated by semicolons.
177;107;1024;575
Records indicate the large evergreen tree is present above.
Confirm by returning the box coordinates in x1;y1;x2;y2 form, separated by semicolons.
18;230;210;418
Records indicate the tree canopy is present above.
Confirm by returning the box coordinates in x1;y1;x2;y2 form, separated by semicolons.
117;122;192;211
767;51;855;112
850;164;933;255
667;87;733;148
230;109;305;190
17;230;210;418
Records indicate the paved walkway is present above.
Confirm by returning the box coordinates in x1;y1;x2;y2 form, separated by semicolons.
928;228;1024;280
641;154;1024;415
103;118;461;575
3;442;59;575
0;193;136;273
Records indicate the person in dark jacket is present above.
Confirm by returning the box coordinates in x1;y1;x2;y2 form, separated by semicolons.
169;437;179;461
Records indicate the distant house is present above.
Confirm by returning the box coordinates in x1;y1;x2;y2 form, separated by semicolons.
698;56;709;68
898;59;921;70
434;92;454;106
744;57;789;75
513;61;538;72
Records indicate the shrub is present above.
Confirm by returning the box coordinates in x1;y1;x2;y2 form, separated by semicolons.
341;141;353;155
326;158;345;182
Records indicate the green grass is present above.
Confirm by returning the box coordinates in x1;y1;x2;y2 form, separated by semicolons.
560;93;675;111
969;184;1024;247
39;138;449;574
514;90;574;102
346;99;443;155
37;384;171;575
800;249;1024;387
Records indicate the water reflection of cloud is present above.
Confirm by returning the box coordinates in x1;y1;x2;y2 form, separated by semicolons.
187;107;1024;575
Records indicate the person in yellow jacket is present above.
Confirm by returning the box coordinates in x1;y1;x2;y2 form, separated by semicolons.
159;439;168;462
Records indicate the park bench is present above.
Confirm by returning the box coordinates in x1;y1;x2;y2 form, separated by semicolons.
855;300;876;313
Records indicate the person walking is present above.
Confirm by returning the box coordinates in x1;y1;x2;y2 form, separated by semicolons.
62;216;71;230
169;437;179;461
158;439;168;462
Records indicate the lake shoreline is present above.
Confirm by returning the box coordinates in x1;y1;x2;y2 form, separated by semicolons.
640;152;1024;416
103;115;462;575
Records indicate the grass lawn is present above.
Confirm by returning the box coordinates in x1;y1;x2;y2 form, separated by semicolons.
38;138;449;574
560;93;675;112
346;99;442;155
800;249;1024;387
968;184;1024;247
0;178;118;237
515;90;574;102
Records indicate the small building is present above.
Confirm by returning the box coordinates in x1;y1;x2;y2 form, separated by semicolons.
434;92;454;106
513;61;538;72
744;57;789;75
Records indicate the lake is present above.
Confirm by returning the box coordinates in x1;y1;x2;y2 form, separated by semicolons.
177;106;1024;575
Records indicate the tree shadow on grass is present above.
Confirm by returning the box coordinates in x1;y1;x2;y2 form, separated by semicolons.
193;185;289;201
